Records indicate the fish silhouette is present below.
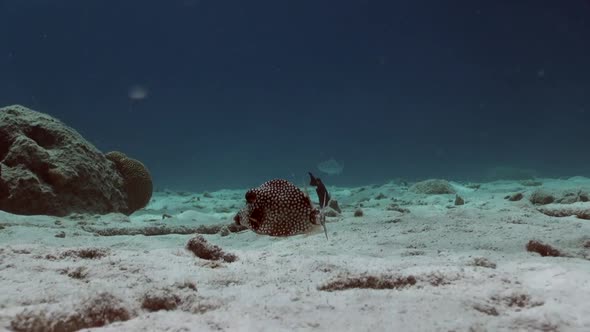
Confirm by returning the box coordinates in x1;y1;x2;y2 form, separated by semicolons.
317;158;343;175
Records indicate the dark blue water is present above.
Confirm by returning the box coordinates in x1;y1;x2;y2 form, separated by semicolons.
1;0;589;191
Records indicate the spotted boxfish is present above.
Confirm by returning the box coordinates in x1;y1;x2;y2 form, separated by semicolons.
233;174;330;238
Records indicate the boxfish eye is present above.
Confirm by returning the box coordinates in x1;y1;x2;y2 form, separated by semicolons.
233;214;241;225
245;191;256;203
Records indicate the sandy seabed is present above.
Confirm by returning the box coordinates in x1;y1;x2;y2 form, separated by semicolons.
1;177;589;332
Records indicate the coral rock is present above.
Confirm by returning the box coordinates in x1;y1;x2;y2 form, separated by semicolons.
410;179;456;195
529;190;555;205
0;105;128;216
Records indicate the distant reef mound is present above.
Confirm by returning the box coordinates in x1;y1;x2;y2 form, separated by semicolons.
0;105;152;216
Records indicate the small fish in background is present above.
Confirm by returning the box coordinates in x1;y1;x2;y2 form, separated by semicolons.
233;175;331;239
308;172;331;239
308;172;330;208
317;158;343;176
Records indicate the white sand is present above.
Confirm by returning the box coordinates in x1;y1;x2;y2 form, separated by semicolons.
1;177;589;331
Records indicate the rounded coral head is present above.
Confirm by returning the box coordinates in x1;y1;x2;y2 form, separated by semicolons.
105;151;152;215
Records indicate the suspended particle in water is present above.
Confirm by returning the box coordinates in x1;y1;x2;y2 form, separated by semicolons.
128;85;148;100
127;85;149;112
